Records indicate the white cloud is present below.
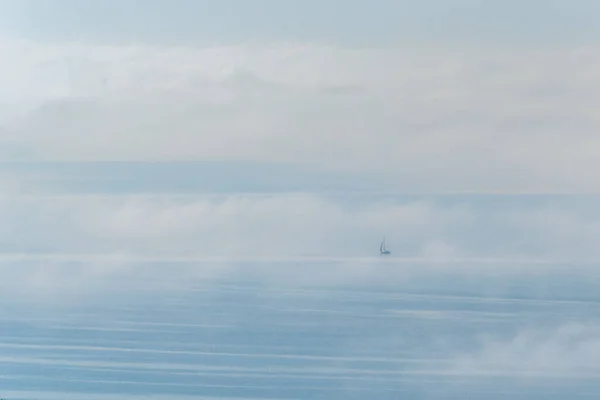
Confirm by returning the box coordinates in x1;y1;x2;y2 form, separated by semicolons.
0;192;466;258
0;190;598;262
0;38;599;191
451;322;600;378
0;187;598;301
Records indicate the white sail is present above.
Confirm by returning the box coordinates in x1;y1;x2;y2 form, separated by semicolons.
380;237;390;255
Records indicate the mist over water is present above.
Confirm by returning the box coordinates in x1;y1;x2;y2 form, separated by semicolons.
0;161;599;399
2;0;600;396
3;256;600;399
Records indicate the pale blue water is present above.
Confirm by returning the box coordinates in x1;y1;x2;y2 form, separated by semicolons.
2;259;600;399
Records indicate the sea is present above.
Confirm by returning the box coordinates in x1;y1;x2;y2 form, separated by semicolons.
2;257;600;399
0;162;599;399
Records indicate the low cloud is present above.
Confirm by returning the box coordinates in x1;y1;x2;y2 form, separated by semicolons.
0;39;600;191
451;322;600;379
0;192;466;258
0;190;599;261
0;189;598;264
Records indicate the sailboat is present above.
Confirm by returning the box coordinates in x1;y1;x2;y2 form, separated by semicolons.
379;237;391;255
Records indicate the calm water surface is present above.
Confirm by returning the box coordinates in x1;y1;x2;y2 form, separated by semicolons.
1;259;600;399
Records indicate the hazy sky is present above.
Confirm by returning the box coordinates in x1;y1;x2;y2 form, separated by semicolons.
2;0;600;47
0;1;598;267
0;0;599;192
3;6;600;396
